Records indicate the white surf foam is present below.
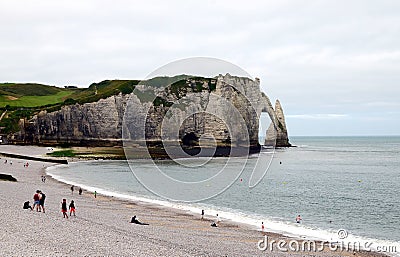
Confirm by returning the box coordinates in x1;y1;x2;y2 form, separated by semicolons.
46;164;400;256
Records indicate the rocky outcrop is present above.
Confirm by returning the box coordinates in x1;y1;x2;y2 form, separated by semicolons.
15;74;291;154
264;100;291;147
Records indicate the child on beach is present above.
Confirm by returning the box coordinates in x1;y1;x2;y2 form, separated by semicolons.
69;200;76;216
61;199;68;218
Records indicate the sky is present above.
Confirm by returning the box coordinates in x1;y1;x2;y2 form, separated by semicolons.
0;0;399;136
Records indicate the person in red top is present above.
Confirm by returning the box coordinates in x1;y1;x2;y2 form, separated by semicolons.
69;200;76;216
32;190;41;212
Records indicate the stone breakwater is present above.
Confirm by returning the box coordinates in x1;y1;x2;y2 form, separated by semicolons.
13;74;291;155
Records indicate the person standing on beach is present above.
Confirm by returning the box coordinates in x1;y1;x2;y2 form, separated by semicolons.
70;185;74;195
61;199;68;218
261;222;265;232
94;191;97;198
32;190;41;212
39;192;46;213
79;188;82;195
201;210;204;220
216;214;221;226
69;200;76;216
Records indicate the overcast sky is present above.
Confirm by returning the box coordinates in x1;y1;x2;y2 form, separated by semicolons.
1;0;399;136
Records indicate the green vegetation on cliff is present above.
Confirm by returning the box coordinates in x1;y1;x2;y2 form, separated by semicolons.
0;83;75;107
0;76;214;134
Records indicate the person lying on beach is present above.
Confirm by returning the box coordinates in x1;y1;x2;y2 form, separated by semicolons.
23;201;32;210
130;216;149;225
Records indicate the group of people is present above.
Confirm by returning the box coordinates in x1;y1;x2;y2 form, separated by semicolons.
259;214;303;232
23;188;78;219
23;190;46;212
70;185;83;195
201;209;303;232
61;199;76;218
201;210;221;227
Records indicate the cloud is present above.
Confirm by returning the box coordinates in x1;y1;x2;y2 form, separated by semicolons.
0;0;399;135
286;114;350;120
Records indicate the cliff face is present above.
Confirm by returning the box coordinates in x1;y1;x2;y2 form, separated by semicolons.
16;74;290;151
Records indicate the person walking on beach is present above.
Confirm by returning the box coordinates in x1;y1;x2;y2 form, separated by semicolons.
94;191;97;198
61;199;68;218
70;185;74;195
296;215;302;224
39;192;46;213
32;190;41;212
79;188;82;195
201;210;204;220
261;222;265;232
69;200;76;216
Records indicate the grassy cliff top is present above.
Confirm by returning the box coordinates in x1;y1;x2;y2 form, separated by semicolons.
0;80;141;108
0;75;217;109
0;76;213;134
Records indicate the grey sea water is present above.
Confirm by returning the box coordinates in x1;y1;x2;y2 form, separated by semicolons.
47;136;400;247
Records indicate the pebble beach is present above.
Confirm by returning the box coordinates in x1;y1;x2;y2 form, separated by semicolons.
0;145;389;257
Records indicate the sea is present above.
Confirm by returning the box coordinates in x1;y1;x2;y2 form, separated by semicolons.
47;136;400;255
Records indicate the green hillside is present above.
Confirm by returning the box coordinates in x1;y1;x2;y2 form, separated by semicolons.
0;83;76;108
0;80;140;134
0;76;203;134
